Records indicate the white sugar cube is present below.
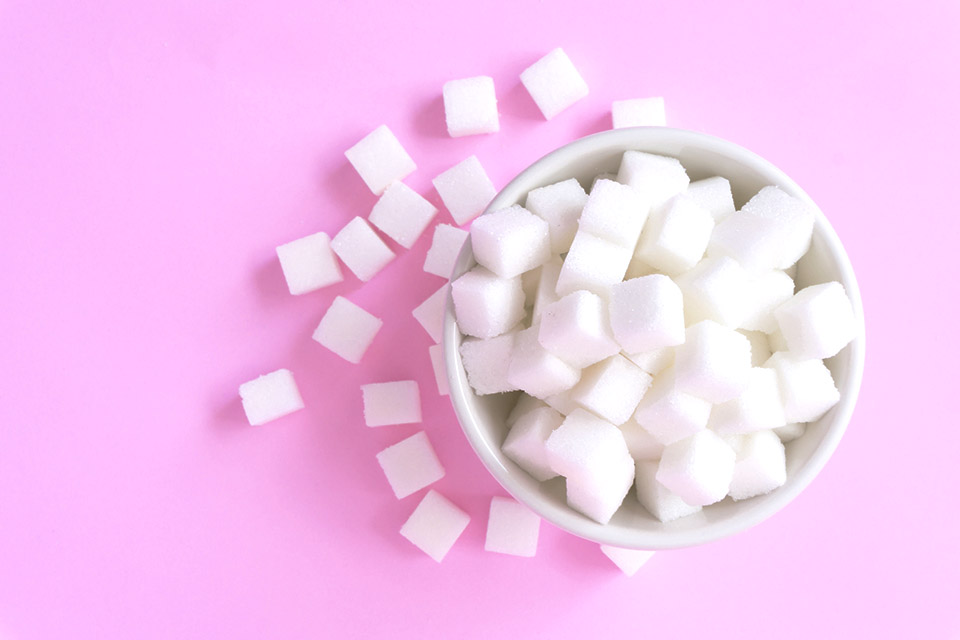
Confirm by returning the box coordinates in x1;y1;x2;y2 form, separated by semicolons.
632;366;712;445
740;270;795;333
617;151;690;207
611;97;666;128
423;223;469;279
543;389;578;416
485;497;540;557
600;545;656;577
764;352;840;423
507;324;581;399
673;320;752;403
470;205;551;279
728;430;787;501
686;176;735;221
618;422;665;461
775;422;806;443
656;430;737;506
634;459;702;522
740;330;772;367
400;490;470;562
674;256;751;328
443;76;499;137
368;182;438;249
451;266;525;339
432;155;498;226
520;47;589;120
774;281;857;359
362;380;421;427
459;332;519;395
570;355;653;426
239;369;305;426
531;256;563;324
412;283;449;343
345;124;416;195
636;194;715;275
428;343;449;396
578;179;651;250
555;231;633;298
708;186;816;272
503;405;564;481
331;217;396;282
524;178;588;254
276;232;342;295
708;367;786;435
376;431;445;499
624;347;674;376
313;296;383;363
538;290;620;368
608;275;686;354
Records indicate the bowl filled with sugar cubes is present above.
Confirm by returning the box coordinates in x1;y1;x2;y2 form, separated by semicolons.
443;127;864;549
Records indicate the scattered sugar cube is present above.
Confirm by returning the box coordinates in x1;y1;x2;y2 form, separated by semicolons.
618;421;665;461
728;430;787;501
674;256;751;328
313;296;383;364
400;490;470;562
443;76;499;137
578;179;651;250
611;97;666;128
376;431;446;499
460;332;519;395
569;355;653;426
432;155;498;226
362;380;421;427
774;281;857;359
503;405;564;481
412;283;449;343
538;290;620;369
345;124;416;195
428;343;449;396
775;422;806;443
674;320;752;403
507;324;581;399
617;151;690;207
600;545;656;576
741;270;795;334
276;232;342;295
634;460;702;522
636;193;715;275
470;205;551;279
331;217;396;282
506;394;547;427
556;231;633;298
656;430;737;507
531;257;563;324
424;223;469;279
451;266;525;339
624;347;674;376
368;182;438;249
764;352;840;423
740;330;772;367
708;367;786;435
524;178;588;254
632;366;712;445
485;497;541;557
686;176;735;221
608;275;685;354
239;369;305;426
520;47;589;120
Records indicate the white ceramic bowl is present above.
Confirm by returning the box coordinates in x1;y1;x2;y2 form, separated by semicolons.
443;128;865;549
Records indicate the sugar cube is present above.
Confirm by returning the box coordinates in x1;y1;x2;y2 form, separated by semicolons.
600;544;656;576
611;97;666;128
470;205;551;279
774;281;857;359
728;430;787;501
428;343;449;396
708;367;786;435
412;283;449;343
764;352;840;423
569;355;653;426
451;266;525;339
331;217;396;282
632;366;712;445
362;380;421;427
636;193;715;275
507;324;581;399
634;459;702;522
538;290;620;368
673;256;751;328
459;332;519;395
673;320;752;403
313;296;383;363
276;232;342;295
432;155;498;226
345;124;416;195
485;497;541;557
608;275;685;354
239;369;305;426
618;421;665;461
368;182;438;249
400;490;470;562
520;47;589;120
555;231;633;298
524;178;588;254
617;151;690;207
543;389;578;416
502;405;564;481
443;76;499;137
624;347;674;376
656;430;737;506
686;176;735;221
578;179;651;250
424;223;469;279
740;270;795;334
376;431;445;499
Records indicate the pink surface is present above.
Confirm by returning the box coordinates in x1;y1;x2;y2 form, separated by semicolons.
1;1;958;637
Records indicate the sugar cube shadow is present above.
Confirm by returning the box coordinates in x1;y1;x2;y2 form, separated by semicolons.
413;95;449;140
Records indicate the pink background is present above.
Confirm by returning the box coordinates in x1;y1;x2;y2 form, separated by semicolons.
1;1;958;637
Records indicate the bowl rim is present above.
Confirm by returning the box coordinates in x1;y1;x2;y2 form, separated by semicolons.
443;127;865;549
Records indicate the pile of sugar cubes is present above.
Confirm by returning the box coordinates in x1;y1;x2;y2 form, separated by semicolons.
453;150;857;524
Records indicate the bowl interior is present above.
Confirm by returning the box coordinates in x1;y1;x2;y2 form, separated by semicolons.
443;128;865;549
